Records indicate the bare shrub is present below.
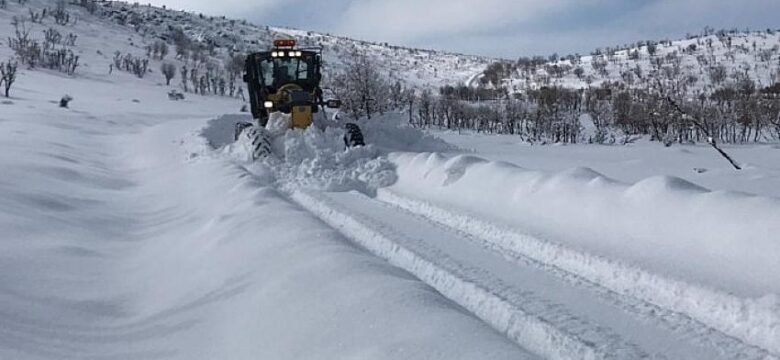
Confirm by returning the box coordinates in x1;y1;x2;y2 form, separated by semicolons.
0;60;19;97
161;62;176;85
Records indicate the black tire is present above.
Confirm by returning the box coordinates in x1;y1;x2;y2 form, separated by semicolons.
245;127;273;159
236;123;272;159
344;123;365;148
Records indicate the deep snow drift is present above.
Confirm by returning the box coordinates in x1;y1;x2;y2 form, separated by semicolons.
434;130;780;198
385;151;780;354
200;112;453;194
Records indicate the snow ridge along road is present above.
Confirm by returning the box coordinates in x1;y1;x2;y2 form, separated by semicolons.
290;190;631;360
386;151;780;356
289;189;776;360
375;190;778;359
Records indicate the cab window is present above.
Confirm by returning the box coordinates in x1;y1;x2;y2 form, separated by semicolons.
259;55;314;87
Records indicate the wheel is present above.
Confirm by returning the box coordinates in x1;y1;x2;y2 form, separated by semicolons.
236;124;272;159
247;127;273;159
344;123;365;148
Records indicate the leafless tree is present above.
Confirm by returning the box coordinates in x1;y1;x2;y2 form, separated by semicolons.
647;41;658;56
113;52;149;78
709;64;728;85
180;64;188;92
591;57;609;77
0;60;19;97
161;62;176;85
224;53;245;78
53;0;70;26
332;50;389;120
147;41;169;60
8;17;42;68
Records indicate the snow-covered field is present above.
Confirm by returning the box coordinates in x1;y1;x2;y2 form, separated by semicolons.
0;48;534;360
2;1;779;359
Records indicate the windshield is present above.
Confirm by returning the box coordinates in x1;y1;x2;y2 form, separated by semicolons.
259;56;312;88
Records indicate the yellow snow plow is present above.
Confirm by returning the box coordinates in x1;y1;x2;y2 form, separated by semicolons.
235;39;364;158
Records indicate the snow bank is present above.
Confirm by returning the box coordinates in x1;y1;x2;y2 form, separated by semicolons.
200;113;452;194
387;152;780;354
268;126;398;194
351;113;459;154
433;130;780;198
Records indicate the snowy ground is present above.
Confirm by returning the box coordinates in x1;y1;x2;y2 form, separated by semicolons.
0;6;529;356
2;2;779;359
199;114;780;358
3;74;779;359
0;63;535;360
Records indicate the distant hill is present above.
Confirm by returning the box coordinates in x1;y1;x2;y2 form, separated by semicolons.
479;29;780;95
95;1;493;89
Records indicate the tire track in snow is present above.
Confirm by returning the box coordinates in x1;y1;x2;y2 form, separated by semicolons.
376;189;777;360
291;190;654;360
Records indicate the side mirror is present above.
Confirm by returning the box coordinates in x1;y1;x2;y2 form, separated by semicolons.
325;99;342;109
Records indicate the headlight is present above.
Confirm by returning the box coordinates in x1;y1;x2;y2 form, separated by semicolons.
289;51;296;57
295;51;302;57
271;51;279;57
264;101;274;109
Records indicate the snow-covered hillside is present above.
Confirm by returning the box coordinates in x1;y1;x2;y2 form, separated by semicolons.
95;0;491;89
430;30;780;146
493;30;780;93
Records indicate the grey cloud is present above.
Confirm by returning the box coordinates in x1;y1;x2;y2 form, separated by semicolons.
146;0;780;58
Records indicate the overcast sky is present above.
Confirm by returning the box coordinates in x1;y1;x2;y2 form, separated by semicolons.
146;0;780;58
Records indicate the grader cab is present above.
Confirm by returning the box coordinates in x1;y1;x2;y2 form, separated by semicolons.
235;39;363;159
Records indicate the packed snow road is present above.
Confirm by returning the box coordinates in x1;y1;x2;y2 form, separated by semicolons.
201;113;779;359
289;189;776;360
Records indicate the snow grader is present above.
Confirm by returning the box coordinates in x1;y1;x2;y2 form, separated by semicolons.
235;39;365;159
